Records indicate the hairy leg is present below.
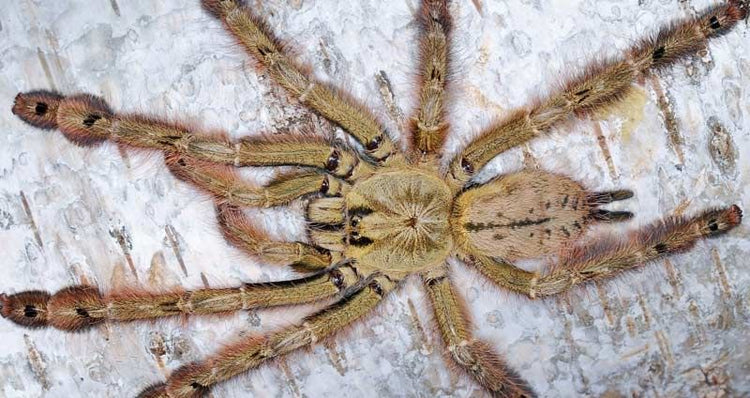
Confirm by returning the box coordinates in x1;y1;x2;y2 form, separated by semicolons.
201;0;396;162
166;154;348;208
217;204;333;271
410;0;453;160
423;265;535;397
12;92;368;179
0;265;360;331
466;206;742;298
139;275;395;398
448;1;748;184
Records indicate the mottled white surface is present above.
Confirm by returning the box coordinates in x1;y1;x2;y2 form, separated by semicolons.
1;0;749;397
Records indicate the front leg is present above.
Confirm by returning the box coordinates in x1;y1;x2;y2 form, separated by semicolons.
12;91;366;179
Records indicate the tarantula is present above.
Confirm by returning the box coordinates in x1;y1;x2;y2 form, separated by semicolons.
1;0;746;396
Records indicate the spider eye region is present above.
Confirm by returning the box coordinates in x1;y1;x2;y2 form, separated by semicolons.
309;169;453;276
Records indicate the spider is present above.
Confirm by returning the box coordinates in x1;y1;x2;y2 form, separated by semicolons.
1;0;747;396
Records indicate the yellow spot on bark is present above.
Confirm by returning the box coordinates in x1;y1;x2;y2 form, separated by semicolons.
593;86;648;144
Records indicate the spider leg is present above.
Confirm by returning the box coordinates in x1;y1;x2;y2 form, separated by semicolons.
139;274;395;398
166;154;348;208
201;0;396;162
423;265;535;397
466;205;742;298
0;264;360;331
410;0;453;160
448;1;748;185
12;92;371;180
217;204;333;272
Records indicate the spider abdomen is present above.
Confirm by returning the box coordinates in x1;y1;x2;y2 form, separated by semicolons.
452;171;596;261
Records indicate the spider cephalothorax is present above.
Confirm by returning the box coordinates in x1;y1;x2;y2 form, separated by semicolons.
309;167;454;275
1;0;746;397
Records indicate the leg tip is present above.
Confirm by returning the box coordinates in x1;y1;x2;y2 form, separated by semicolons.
727;204;743;226
12;90;64;130
0;290;51;329
700;204;743;238
0;293;8;317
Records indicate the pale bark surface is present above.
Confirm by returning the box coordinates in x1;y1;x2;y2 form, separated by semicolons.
0;1;748;397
